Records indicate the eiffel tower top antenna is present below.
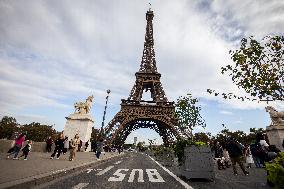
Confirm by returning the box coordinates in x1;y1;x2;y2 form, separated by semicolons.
149;1;152;11
139;4;157;73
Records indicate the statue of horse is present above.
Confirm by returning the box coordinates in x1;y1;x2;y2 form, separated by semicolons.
74;95;94;114
265;106;284;125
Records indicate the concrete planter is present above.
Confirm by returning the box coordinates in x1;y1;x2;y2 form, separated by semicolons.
179;145;215;180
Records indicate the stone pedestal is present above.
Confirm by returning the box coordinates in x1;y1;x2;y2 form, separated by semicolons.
63;113;94;152
266;124;284;151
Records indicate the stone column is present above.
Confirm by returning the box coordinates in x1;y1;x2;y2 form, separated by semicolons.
266;124;284;151
63;113;94;152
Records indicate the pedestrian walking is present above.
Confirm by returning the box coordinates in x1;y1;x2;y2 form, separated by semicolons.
223;148;231;168
63;136;69;155
78;140;82;152
85;140;89;151
7;133;26;160
256;133;269;167
214;141;225;170
225;138;249;176
244;144;254;168
19;140;32;160
96;139;104;160
69;134;80;161
46;136;53;153
50;133;65;159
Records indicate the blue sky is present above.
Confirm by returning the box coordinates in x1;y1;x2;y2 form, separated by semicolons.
0;0;283;144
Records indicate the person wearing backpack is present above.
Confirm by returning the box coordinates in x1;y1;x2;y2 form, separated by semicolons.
250;143;262;168
225;138;249;175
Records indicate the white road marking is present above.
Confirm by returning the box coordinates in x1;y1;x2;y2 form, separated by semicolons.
128;169;144;182
114;160;122;165
146;169;165;182
86;169;93;173
96;166;114;175
148;155;194;189
71;182;89;189
108;169;129;182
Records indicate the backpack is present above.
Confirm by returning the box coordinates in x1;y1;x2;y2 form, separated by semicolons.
251;143;265;156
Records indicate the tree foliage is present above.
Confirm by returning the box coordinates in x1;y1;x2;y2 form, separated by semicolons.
193;132;211;144
0;116;58;142
208;35;284;102
212;125;265;146
175;93;206;138
0;116;18;139
21;122;58;142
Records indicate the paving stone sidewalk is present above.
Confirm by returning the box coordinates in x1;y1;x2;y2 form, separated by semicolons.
0;151;121;189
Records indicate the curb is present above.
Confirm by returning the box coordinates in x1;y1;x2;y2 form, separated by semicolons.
0;153;124;189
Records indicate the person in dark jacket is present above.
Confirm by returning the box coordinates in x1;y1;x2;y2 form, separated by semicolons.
50;133;65;159
19;140;32;160
46;136;53;153
225;138;249;175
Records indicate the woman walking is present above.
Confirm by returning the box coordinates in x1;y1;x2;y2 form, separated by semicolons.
63;136;69;155
50;133;65;159
69;134;80;161
96;139;104;160
7;133;26;160
244;144;254;168
46;136;53;153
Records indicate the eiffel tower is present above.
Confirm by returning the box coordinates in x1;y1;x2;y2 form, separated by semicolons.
104;9;179;146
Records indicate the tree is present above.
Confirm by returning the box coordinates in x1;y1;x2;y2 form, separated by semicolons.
137;141;146;151
0;116;18;139
21;122;57;142
175;93;206;138
208;35;284;102
193;132;211;144
148;139;156;149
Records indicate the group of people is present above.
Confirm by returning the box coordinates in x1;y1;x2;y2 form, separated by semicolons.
46;136;90;154
49;133;81;161
48;133;104;161
6;132;105;162
212;133;281;176
7;133;32;160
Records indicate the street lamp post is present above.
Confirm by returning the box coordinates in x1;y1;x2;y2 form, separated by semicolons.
101;89;111;135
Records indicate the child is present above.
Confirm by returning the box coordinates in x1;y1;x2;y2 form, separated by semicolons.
19;140;32;160
244;144;254;168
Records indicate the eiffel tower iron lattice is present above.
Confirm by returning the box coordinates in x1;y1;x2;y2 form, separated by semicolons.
104;9;180;146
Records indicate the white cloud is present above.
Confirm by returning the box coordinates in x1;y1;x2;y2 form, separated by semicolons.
220;110;233;115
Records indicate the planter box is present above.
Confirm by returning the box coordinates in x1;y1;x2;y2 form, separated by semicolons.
179;145;215;180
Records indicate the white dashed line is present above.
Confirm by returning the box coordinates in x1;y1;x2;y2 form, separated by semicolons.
96;166;114;175
148;155;194;189
114;160;122;165
71;182;89;189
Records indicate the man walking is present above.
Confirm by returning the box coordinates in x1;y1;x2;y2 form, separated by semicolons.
96;139;104;160
225;138;249;175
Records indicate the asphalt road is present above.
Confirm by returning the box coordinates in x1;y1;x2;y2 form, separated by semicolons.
36;152;192;189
